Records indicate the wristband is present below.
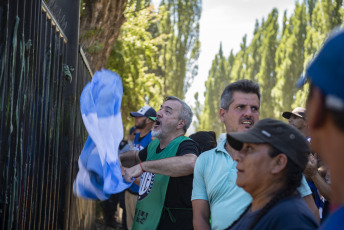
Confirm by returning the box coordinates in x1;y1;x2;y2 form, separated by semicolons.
140;162;145;172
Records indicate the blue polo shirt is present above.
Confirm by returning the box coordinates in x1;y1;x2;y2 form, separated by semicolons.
192;140;312;230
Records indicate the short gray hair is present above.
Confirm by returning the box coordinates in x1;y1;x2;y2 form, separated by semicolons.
221;79;261;110
165;96;193;133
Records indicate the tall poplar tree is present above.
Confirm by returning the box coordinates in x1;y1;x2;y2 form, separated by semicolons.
230;35;248;82
294;0;344;107
201;0;343;133
256;8;279;118
199;44;228;135
245;20;263;81
158;0;202;99
272;3;307;116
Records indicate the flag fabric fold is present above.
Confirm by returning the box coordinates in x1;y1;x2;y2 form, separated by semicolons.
73;69;133;200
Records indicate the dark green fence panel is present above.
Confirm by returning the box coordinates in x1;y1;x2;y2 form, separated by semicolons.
0;0;95;229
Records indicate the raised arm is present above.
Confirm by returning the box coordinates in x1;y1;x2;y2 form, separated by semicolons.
304;154;331;201
123;153;197;181
119;150;140;167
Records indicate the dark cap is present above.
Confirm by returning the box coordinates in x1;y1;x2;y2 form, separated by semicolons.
282;107;306;119
297;27;344;111
227;118;310;170
130;106;156;118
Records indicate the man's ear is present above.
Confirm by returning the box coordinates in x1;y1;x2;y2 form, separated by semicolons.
177;119;186;130
271;154;288;174
308;87;326;129
219;108;226;122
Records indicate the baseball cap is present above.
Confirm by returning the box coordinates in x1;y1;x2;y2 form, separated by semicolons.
282;107;306;119
130;106;156;118
227;118;309;170
297;27;344;111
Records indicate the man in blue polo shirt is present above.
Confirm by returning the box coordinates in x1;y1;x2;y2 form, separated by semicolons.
192;79;317;229
125;106;156;229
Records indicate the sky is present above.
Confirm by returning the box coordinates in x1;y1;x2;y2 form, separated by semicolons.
183;0;296;134
184;0;296;106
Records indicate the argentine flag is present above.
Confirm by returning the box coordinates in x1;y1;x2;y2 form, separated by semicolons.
73;69;133;200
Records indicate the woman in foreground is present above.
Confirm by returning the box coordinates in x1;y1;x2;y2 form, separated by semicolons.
226;118;319;230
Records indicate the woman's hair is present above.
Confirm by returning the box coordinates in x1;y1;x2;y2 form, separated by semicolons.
227;145;305;230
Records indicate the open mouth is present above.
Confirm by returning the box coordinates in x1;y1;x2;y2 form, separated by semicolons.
154;119;161;128
240;119;253;127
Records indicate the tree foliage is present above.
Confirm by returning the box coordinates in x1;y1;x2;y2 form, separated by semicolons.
200;0;344;136
107;4;166;130
158;0;202;99
105;1;202;131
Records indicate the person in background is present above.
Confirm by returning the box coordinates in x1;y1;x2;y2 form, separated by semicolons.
226;118;318;230
298;27;344;229
130;106;156;150
128;126;137;149
282;107;309;138
282;107;331;220
125;106;156;230
189;131;217;153
102;130;133;229
119;126;137;155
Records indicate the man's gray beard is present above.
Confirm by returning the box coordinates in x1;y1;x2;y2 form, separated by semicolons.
151;130;162;138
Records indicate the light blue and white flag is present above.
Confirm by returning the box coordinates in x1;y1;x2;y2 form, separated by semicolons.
73;69;133;200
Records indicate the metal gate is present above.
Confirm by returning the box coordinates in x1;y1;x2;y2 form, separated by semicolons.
0;0;95;229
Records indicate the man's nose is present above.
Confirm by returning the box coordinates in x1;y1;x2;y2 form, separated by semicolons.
157;110;163;117
243;107;252;116
233;151;242;162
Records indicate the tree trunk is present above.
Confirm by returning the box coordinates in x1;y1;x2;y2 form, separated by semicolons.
80;0;128;72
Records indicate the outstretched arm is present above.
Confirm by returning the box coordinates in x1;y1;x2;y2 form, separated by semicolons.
123;153;197;182
120;150;140;168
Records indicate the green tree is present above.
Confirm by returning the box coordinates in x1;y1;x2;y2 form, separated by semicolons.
256;8;279;118
245;20;263;81
272;3;308;117
107;4;166;130
192;92;202;130
230;34;248;82
158;0;202;99
294;0;343;107
199;44;231;136
201;0;343;131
